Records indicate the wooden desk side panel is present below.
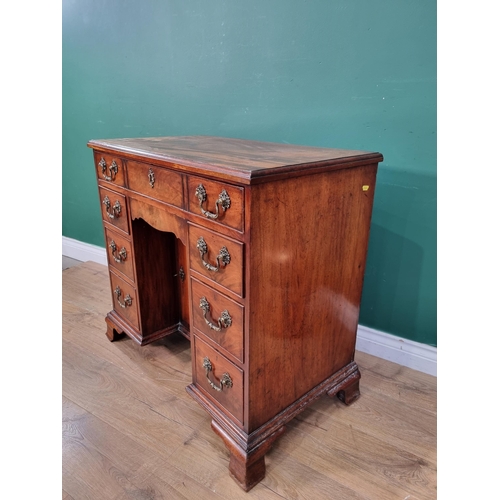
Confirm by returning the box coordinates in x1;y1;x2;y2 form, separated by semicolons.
247;164;378;432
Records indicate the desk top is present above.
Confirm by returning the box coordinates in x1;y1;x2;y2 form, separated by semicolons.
88;135;383;184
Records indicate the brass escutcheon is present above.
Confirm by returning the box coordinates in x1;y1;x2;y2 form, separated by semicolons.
148;168;155;188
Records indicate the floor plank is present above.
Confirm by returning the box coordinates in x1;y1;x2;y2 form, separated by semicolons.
62;262;437;499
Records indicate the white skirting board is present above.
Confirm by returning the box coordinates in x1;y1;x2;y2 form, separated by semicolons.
356;325;436;376
62;236;437;376
62;235;108;266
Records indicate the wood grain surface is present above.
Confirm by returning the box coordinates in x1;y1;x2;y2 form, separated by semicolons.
63;261;436;499
246;164;377;431
88;136;383;184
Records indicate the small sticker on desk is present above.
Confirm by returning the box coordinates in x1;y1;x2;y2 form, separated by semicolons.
362;185;370;191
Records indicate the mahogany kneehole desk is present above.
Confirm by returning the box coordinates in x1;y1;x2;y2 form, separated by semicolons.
88;136;383;491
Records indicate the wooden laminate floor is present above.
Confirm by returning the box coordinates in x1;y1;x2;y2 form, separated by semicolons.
62;261;437;500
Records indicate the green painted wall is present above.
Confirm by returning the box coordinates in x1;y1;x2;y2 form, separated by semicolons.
62;0;436;346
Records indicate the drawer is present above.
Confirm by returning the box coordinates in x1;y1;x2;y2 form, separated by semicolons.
94;151;125;186
187;176;244;231
127;160;183;208
99;186;129;234
104;227;135;282
191;278;244;362
193;336;243;425
109;271;140;330
188;224;244;297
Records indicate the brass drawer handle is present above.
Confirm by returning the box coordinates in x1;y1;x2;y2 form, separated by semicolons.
202;357;233;392
102;196;122;219
114;286;132;308
99;158;118;181
195;184;231;220
109;240;127;263
196;237;231;272
199;297;232;331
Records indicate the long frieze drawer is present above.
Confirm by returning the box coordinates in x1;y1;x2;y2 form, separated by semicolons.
104;227;135;282
109;271;140;331
99;186;130;234
191;278;244;362
187;176;244;231
127;160;183;208
93;151;125;186
193;336;244;425
188;224;244;297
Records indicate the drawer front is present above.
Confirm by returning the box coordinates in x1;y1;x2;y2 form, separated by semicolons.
94;152;125;187
104;227;134;282
187;176;244;231
193;336;243;425
109;271;140;330
191;278;244;362
188;224;244;297
127;160;183;208
99;186;129;234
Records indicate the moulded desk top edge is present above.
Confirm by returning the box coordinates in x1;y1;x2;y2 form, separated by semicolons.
87;136;383;185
